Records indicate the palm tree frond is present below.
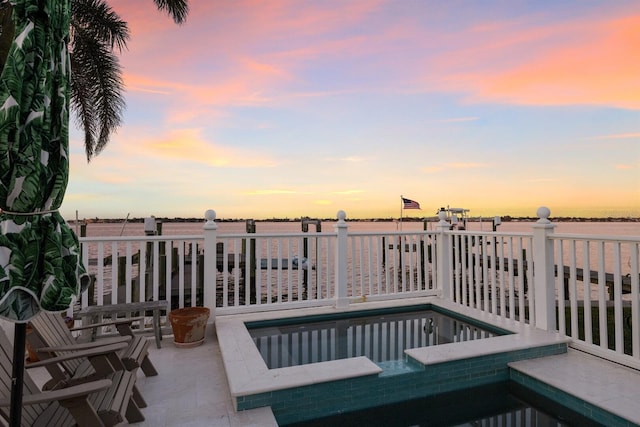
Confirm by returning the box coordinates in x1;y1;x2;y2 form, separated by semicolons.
70;30;125;161
72;0;129;52
153;0;189;24
69;0;189;161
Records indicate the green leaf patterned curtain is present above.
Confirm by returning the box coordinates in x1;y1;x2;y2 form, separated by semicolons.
0;0;88;322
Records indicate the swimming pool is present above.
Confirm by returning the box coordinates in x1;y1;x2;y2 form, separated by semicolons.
284;381;604;427
247;305;509;369
219;301;575;424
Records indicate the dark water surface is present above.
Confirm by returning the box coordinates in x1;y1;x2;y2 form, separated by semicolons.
284;382;603;427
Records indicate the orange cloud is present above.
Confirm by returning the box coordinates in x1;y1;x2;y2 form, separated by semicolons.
332;190;364;195
243;189;305;195
138;128;278;168
423;162;490;173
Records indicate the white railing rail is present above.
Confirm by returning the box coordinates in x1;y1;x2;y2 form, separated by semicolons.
78;207;640;368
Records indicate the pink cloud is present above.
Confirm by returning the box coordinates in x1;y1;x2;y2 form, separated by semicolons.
426;14;640;109
114;1;391;101
112;1;640;129
591;132;640;140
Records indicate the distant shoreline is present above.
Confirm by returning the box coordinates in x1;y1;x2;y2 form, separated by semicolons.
68;216;639;224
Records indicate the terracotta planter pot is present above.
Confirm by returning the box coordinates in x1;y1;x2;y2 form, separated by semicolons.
26;325;38;363
168;307;210;348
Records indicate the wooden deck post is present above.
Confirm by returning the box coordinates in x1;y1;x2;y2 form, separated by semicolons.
334;210;349;308
301;218;320;299
436;210;452;299
532;206;557;331
203;210;218;322
245;219;257;304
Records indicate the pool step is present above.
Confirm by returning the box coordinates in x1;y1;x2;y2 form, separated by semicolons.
376;359;423;377
509;350;640;427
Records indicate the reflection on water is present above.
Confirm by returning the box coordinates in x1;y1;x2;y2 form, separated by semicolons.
249;309;500;369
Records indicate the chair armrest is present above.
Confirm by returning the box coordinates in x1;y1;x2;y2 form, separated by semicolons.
0;379;112;406
33;335;131;353
70;316;145;332
25;342;128;369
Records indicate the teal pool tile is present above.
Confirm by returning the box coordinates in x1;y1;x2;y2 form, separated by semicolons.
509;369;634;427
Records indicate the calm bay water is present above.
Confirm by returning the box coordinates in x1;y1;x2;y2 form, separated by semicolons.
78;220;639;238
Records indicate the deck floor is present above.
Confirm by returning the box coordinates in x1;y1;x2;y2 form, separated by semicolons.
24;320;640;427
131;326;277;427
26;324;277;427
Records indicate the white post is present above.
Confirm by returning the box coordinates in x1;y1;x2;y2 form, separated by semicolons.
436;209;451;299
532;206;556;331
203;209;218;324
334;210;349;309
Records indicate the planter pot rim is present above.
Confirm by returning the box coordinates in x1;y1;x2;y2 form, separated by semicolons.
169;307;210;318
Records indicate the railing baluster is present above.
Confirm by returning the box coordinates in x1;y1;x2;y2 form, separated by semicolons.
569;239;579;338
178;240;184;308
597;241;608;351
165;239;172;309
97;243;104;306
499;236;506;317
190;241;197;307
139;242;146;303
583;240;593;345
515;238;524;323
506;237;514;320
490;234;497;314
613;242;623;354
525;238;535;326
556;240;566;334
125;242;132;303
111;241;117;305
152;240;159;302
81;242;89;306
631;242;639;357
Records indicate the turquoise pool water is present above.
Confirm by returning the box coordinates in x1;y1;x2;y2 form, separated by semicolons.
284;381;604;427
247;305;509;369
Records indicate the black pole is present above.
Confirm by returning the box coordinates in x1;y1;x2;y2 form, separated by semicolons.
10;322;26;427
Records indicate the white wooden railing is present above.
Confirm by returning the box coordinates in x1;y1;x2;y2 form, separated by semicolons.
439;207;639;368
78;207;640;368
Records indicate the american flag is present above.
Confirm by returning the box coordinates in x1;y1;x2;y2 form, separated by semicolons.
402;197;421;209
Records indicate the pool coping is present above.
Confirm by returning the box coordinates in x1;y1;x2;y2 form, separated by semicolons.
215;296;570;408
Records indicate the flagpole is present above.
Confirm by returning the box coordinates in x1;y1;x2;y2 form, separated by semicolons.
399;195;403;231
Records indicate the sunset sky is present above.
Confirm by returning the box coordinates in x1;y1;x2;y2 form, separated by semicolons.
62;0;640;221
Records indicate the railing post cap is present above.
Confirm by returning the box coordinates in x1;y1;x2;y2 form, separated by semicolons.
438;209;448;224
536;206;551;224
336;210;346;221
204;210;217;229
